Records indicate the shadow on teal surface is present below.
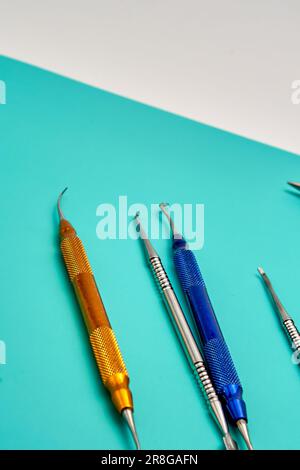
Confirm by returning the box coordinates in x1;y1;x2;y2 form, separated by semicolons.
0;56;299;450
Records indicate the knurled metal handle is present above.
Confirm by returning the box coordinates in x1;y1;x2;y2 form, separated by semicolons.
284;319;300;352
60;233;133;412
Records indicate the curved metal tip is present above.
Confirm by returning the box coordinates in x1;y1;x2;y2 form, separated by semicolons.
57;187;68;220
159;202;171;220
257;266;265;276
237;419;254;450
288;182;300;191
122;408;141;451
134;212;142;231
258;267;290;322
223;432;238;450
159;202;181;238
134;213;159;259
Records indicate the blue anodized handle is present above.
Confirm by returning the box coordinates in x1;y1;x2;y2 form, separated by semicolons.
172;238;247;422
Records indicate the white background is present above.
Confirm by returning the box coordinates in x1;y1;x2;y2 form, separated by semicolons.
1;0;300;154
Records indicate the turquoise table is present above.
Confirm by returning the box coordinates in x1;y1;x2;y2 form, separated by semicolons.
0;56;299;450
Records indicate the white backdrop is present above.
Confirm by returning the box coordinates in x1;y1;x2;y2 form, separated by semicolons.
1;0;300;154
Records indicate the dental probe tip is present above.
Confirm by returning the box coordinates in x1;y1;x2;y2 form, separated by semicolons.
257;267;265;276
122;408;141;450
159;203;172;226
134;211;142;223
159;202;181;238
134;212;159;259
258;266;290;322
57;187;68;220
288;181;300;190
237;419;254;450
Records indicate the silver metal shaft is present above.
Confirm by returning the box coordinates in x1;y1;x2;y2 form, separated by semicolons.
258;267;300;354
159;203;182;239
122;408;141;450
135;213;238;450
237;419;253;451
287;181;300;191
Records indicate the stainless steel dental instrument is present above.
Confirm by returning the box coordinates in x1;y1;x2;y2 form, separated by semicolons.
160;203;253;450
134;213;238;451
258;267;300;356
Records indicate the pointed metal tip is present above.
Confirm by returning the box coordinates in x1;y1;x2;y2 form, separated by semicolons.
122;408;141;451
133;212;142;229
258;268;290;322
237;419;254;450
210;399;238;450
57;187;68;220
133;211;141;226
159;202;182;239
223;433;239;450
257;266;265;276
288;182;300;190
134;213;159;259
159;202;170;216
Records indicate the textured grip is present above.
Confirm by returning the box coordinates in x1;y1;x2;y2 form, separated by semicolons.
90;326;128;384
60;231;133;413
149;258;219;406
284;319;300;352
61;235;93;280
194;360;218;402
203;337;240;392
174;248;205;291
204;336;246;421
174;248;240;389
174;247;247;421
149;257;172;292
174;248;223;343
89;325;132;413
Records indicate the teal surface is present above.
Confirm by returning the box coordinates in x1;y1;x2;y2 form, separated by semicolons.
0;55;300;450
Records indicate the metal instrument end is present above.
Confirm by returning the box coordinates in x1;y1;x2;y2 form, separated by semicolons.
159;202;170;211
57;187;68;220
134;211;142;229
287;181;300;191
210;400;238;450
159;202;182;239
257;266;265;276
122;408;141;451
258;266;291;322
237;419;254;450
134;212;159;259
223;432;239;451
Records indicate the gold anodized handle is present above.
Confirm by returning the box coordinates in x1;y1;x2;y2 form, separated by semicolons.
60;219;133;413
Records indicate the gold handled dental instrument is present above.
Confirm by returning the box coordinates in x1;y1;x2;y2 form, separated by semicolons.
57;188;140;450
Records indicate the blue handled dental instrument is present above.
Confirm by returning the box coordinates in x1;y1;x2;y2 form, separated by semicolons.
160;203;253;450
134;213;238;450
258;267;300;357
